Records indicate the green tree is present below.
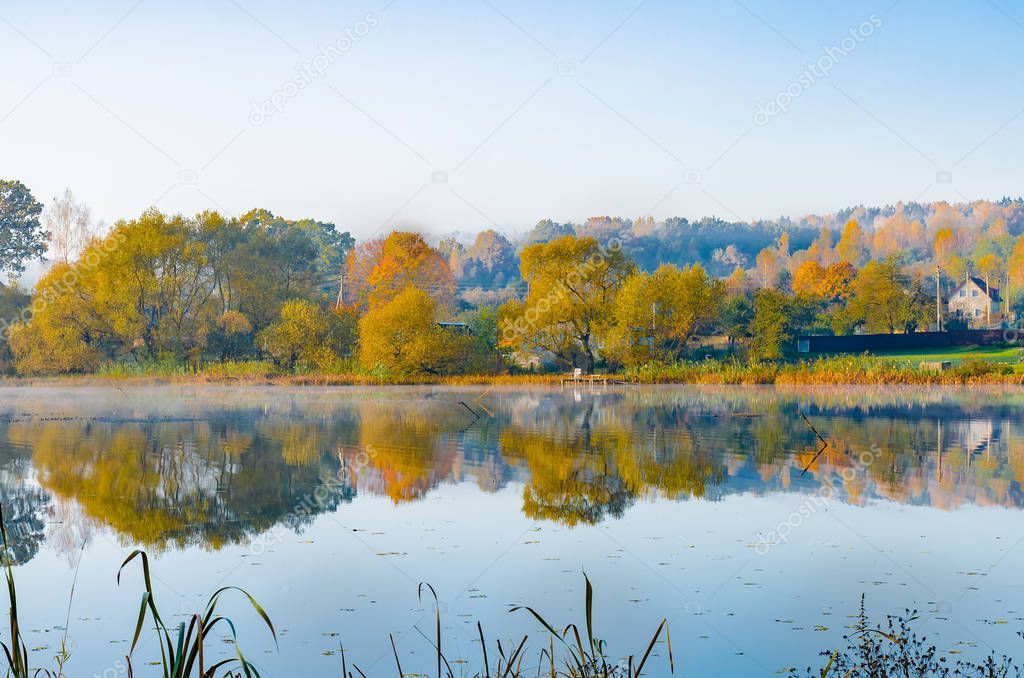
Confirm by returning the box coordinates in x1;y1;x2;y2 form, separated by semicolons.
847;257;930;334
720;294;754;352
0;284;29;372
455;305;503;373
749;289;815;360
0;180;46;278
208;310;254;361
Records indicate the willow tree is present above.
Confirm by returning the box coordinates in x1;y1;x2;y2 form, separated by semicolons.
499;235;634;372
606;263;723;367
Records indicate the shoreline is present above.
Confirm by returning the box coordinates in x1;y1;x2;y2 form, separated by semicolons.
3;369;1024;388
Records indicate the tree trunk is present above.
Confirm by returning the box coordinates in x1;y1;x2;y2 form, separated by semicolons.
580;334;595;374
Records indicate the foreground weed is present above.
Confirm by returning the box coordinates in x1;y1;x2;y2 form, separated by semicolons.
512;573;673;677
118;550;276;677
799;595;1021;678
0;505;73;678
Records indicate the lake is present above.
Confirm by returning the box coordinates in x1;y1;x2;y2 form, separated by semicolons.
0;384;1022;676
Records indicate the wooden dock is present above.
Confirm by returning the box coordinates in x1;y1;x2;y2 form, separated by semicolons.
560;374;612;386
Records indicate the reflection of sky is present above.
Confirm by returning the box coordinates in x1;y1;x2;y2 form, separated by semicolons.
14;484;1024;677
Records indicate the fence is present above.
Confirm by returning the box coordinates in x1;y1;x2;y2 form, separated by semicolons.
798;329;1011;354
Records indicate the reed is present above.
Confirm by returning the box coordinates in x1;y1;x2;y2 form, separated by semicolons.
117;550;276;678
338;574;674;678
0;506;72;678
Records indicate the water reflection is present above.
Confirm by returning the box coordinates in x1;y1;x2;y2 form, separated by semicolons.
1;385;1023;560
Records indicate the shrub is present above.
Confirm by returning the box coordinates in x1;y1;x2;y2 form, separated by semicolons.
258;299;355;372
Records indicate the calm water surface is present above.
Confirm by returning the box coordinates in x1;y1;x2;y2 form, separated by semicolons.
0;385;1022;677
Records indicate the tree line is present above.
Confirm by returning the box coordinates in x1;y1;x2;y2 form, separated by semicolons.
2;179;1024;376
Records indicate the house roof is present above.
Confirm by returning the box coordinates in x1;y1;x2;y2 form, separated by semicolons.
951;276;1001;302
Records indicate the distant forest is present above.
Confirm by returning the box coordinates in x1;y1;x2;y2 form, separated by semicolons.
436;197;1024;307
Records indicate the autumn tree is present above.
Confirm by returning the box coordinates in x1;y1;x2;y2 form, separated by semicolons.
358;286;470;376
342;237;384;308
607;264;723;366
362;232;455;309
806;227;836;266
465;230;517;282
499;235;634;372
8;261;103;374
724;267;752;295
791;260;826;296
975;252;1004;290
208;310;253;361
755;247;780;288
846;257;930;334
1007;236;1024;310
258;299;355;371
11;210;212;372
819;262;856;302
8;207;337;373
933;227;955;265
836;219;865;266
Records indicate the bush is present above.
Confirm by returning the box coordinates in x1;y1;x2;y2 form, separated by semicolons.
258;299;355;372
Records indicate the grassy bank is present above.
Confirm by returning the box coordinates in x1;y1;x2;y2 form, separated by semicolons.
872;344;1022;365
3;355;1024;387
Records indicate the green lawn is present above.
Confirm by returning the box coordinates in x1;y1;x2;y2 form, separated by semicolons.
870;345;1022;365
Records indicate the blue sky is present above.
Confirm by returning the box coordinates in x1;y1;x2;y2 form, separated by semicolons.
2;0;1023;240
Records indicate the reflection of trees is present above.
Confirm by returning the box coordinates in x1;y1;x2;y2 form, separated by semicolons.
20;413;354;551
0;423;50;564
0;470;48;565
500;427;635;526
0;386;1023;559
346;400;464;503
498;397;733;525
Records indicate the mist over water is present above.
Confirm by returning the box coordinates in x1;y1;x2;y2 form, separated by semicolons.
0;385;1021;676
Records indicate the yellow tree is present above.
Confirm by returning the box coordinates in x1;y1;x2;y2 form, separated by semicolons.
976;252;1005;322
606;264;723;366
818;262;857;302
724;266;751;295
933;227;955;265
8;262;103;374
359;286;470;376
257;299;355;371
365;232;456;309
792;260;825;296
836;219;865;265
342;237;384;308
1008;236;1024;309
499;235;634;372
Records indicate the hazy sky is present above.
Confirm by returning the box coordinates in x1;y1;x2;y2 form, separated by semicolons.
2;0;1023;240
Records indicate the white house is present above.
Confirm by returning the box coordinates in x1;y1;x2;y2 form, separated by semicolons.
948;276;1001;327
